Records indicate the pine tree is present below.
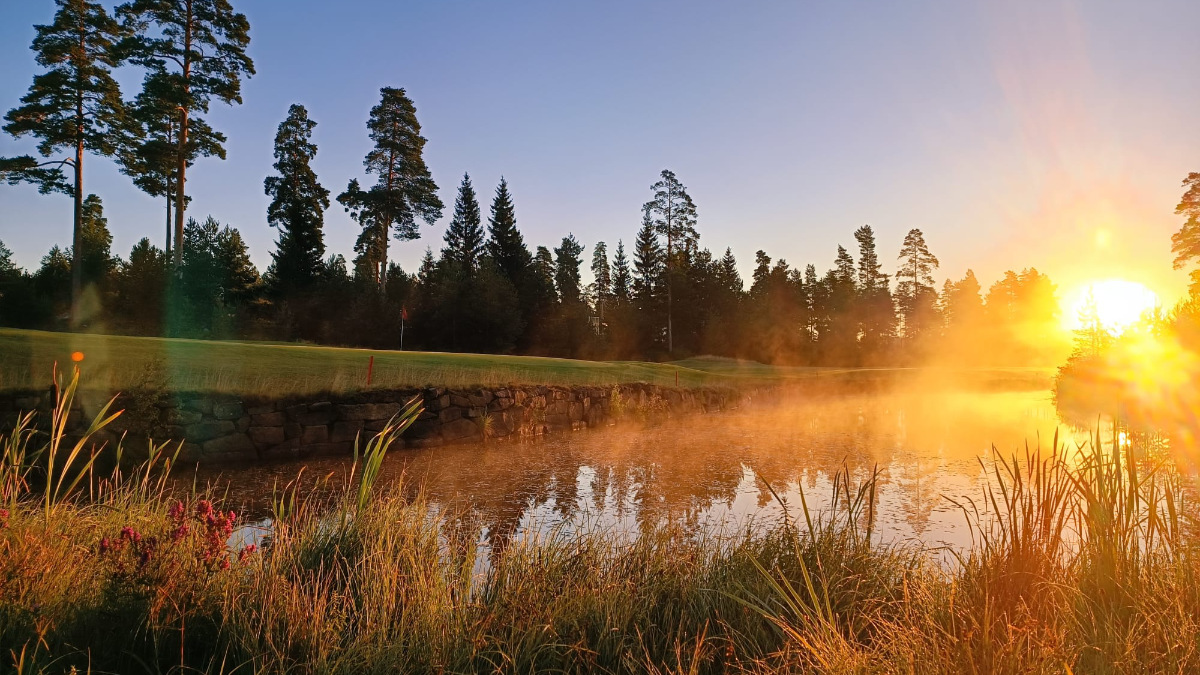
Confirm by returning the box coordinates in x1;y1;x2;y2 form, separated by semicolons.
264;104;329;294
117;0;255;268
554;235;584;306
486;177;530;286
338;87;443;286
590;241;611;321
442;173;484;272
643;169;698;353
117;71;221;252
1171;172;1200;296
896;228;940;340
853;225;894;354
611;240;632;303
2;0;126;323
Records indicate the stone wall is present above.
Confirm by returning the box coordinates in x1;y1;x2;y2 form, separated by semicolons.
0;383;741;465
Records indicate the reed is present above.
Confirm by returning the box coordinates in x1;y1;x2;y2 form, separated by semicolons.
1;374;1197;673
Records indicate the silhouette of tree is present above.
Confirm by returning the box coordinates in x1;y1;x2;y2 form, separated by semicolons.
264;104;329;294
2;0;126;322
117;0;254;267
338;88;442;286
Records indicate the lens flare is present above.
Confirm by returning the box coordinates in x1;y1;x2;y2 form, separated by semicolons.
70;351;85;362
1066;279;1159;333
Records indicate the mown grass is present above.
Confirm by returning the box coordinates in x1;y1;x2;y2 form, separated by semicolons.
0;328;1051;396
4;371;1191;674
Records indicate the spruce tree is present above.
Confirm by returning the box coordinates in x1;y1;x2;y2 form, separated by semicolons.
554;235;584;306
486;177;530;286
78;194;115;286
719;248;742;294
533;246;557;303
643;169;698;353
611;240;632;303
339;88;442;285
590;241;611;320
442;173;484;272
117;0;255;268
264;104;329;294
632;207;663;305
2;0;126;322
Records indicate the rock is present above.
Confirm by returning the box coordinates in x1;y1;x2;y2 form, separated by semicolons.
450;394;471;408
245;403;276;415
569;402;584;421
406;419;441;440
202;433;255;456
178;443;204;463
248;426;285;446
251;411;286;427
185;398;214;415
330;420;364;443
235;415;251;433
439;407;463;423
288;402;335;426
488;398;513;412
165;409;203;425
442;418;479;441
337;402;401;421
301;425;329;444
468;392;491;407
212;400;244;420
150;424;186;441
186;420;236;442
284;421;302;439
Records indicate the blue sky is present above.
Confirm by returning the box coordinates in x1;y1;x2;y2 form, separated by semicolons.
2;0;1198;308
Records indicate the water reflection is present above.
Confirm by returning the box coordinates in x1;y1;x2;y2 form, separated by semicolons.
189;387;1088;551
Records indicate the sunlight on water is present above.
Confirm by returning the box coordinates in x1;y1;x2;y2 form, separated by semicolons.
210;386;1104;556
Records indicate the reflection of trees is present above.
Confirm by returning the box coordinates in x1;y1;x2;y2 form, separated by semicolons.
182;388;1063;547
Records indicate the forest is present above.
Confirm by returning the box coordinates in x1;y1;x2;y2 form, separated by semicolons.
0;0;1067;366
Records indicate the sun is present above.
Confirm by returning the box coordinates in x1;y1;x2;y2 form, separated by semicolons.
1066;279;1159;333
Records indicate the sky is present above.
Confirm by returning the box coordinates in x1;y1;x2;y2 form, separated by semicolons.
2;0;1198;312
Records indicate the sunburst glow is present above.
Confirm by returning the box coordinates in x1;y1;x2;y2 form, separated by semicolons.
1067;278;1159;333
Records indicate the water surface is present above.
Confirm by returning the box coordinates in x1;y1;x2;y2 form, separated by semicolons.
193;386;1084;551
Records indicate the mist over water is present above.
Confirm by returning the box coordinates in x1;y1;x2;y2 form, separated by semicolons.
198;380;1085;553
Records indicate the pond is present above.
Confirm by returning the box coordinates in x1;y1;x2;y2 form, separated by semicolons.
188;384;1091;552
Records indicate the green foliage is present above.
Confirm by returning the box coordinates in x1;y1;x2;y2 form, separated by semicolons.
264;104;329;294
441;172;484;272
339;87;443;285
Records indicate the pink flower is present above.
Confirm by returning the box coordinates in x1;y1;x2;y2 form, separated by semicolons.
168;500;185;523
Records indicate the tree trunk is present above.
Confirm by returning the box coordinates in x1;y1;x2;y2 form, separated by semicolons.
165;177;173;253
174;107;188;268
70;139;83;327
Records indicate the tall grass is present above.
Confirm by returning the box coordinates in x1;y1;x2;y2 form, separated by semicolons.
1;374;1198;673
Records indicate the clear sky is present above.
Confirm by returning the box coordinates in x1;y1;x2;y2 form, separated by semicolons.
2;0;1198;309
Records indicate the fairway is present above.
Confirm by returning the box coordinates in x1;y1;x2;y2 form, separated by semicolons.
0;328;1051;396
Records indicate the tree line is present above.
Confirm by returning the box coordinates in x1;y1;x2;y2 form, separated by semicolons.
0;0;1067;366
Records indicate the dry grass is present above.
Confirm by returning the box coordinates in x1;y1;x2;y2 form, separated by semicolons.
2;372;1194;674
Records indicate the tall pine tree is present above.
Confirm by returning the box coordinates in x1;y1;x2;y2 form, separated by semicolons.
264;104;329;294
2;0;125;323
117;0;254;267
554;235;584;306
338;87;442;285
896;228;940;341
643;169;698;353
